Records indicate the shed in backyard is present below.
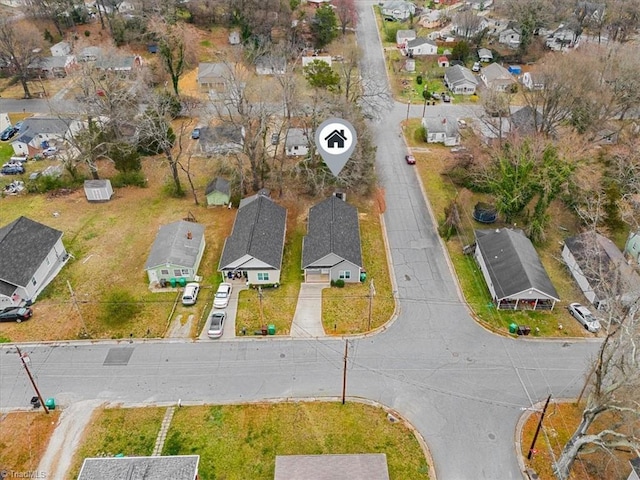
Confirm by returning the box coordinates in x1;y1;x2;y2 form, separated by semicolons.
205;177;231;206
83;179;113;202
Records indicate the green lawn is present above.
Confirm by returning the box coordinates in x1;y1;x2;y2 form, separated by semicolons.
165;402;430;480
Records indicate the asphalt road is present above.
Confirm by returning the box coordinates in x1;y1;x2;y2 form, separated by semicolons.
0;3;601;479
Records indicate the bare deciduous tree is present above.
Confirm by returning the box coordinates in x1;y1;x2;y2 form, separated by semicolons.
333;0;358;35
0;20;43;99
453;11;483;40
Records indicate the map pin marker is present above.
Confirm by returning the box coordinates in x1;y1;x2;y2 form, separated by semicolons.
315;118;358;177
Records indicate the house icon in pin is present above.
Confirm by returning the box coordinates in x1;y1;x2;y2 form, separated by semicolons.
324;129;347;149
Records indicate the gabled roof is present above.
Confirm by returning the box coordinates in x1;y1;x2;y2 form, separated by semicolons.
95;55;140;70
444;65;478;86
482;63;514;84
13;117;74;144
31;56;72;70
475;228;559;300
219;194;286;270
144;220;205;270
285;128;309;148
302;196;363;269
205;177;230;196
406;37;437;48
396;29;416;39
422;116;458;137
197;62;227;82
510;106;542;135
565;231;640;302
275;454;389;480
78;455;199;480
478;48;493;58
0;216;63;288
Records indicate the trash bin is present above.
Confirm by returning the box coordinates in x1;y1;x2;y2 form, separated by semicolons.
261;325;268;336
268;324;276;335
169;278;177;288
178;277;187;287
509;323;518;334
30;396;41;409
45;398;56;410
521;326;531;336
360;272;367;282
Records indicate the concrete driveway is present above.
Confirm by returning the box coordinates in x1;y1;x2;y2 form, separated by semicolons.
198;284;246;341
290;283;327;337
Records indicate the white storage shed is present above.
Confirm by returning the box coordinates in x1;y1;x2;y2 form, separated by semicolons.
84;179;113;202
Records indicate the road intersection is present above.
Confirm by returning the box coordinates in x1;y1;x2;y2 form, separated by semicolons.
0;3;600;479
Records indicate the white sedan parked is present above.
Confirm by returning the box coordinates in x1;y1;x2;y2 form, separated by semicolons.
567;303;601;333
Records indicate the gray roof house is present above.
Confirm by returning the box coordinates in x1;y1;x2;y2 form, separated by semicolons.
380;0;416;21
285;128;310;156
144;220;205;286
404;37;437;56
197;62;227;91
0;216;68;309
205;177;231;206
50;40;71;57
478;48;494;62
78;455;199;480
11;117;83;157
275;454;390;480
563;231;640;309
255;55;286;75
480;63;516;92
499;27;522;48
444;65;478;95
474;228;559;310
302;196;363;284
77;46;103;62
510;106;542;136
629;457;640;480
29;55;76;78
219;192;286;286
94;55;142;73
396;29;416;45
422;116;460;146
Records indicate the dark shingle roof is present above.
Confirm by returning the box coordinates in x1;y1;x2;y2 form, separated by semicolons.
219;195;286;270
13;117;73;144
144;221;205;270
302;196;362;268
444;65;478;87
631;457;640;475
475;228;559;300
205;177;230;196
0;216;63;288
78;455;199;480
275;454;390;480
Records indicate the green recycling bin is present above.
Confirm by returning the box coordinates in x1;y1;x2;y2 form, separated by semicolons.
169;278;177;288
45;398;56;410
267;324;276;335
360;272;367;282
178;277;187;287
508;323;518;334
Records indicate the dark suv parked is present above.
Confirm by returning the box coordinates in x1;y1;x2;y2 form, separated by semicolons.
0;307;33;322
0;126;18;141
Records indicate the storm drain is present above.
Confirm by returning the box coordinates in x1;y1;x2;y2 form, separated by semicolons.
103;347;134;366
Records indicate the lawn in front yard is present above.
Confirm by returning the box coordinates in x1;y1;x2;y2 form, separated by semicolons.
403;119;593;337
67;402;430;480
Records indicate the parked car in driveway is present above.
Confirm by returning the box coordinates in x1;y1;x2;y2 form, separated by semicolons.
191;128;201;139
207;310;226;338
0;307;33;322
214;283;232;308
568;303;601;332
1;126;17;141
181;282;200;305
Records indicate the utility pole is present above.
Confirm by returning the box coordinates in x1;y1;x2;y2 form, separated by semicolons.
422;93;428;117
406;100;411;122
367;278;376;331
527;394;552;460
16;346;49;414
67;280;88;337
341;339;349;405
258;287;264;326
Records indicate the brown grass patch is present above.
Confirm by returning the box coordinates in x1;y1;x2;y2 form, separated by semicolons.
0;410;61;475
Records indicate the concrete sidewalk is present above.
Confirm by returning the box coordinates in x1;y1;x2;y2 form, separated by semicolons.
290;283;327;337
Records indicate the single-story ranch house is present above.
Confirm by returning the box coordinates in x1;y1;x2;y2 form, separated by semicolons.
474;228;559;310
